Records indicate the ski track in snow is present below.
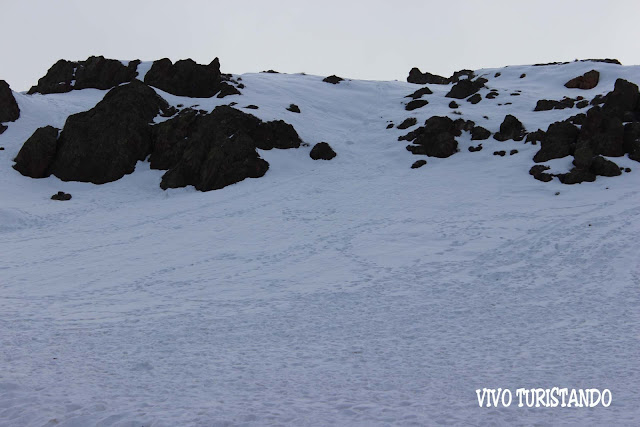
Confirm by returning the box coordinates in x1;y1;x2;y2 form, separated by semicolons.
1;61;639;426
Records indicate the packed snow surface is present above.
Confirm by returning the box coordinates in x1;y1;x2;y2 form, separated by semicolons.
1;61;639;426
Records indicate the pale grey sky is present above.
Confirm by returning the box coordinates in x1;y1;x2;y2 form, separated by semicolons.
2;0;639;91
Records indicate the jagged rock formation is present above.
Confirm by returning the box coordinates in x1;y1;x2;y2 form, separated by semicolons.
0;80;20;124
144;58;223;98
28;56;140;94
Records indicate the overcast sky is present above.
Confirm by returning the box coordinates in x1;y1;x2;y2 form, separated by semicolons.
2;0;639;91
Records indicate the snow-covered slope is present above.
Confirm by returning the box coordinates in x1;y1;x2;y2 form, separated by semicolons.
1;61;639;426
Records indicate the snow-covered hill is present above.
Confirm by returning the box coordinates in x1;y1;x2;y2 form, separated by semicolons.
1;59;639;426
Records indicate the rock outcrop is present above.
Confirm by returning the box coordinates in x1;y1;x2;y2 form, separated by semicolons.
28;56;139;94
0;80;20;123
144;58;223;98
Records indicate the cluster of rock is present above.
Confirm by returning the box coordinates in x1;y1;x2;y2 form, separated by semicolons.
14;79;302;191
529;78;640;184
400;66;640;185
27;55;241;99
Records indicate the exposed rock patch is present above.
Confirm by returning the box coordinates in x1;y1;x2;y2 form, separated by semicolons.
565;70;600;89
323;75;344;84
13;126;59;178
493;115;526;141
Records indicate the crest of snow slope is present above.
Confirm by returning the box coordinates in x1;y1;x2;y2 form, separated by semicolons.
0;61;639;426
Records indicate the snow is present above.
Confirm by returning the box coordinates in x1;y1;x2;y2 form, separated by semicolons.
1;61;639;426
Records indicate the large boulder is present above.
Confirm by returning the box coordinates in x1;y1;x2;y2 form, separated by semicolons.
13;126;59;178
445;78;488;99
601;78;640;120
407;116;460;158
493;115;526;141
154;106;301;191
577;106;625;157
623;122;640;161
407;68;448;85
28;56;139;94
564;70;600;89
144;58;223;98
310;142;337;160
0;80;20;122
533;121;579;162
49;80;172;184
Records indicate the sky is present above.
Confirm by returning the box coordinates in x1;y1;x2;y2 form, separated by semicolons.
2;0;639;92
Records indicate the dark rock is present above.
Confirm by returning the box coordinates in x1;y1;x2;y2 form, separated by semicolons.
13;126;59;178
533;120;579;162
494;72;501;78
558;168;596;184
468;144;483;152
28;56;139;95
398;126;424;142
493;151;506;156
590;156;622;177
410;116;460;158
448;101;459;108
534;98;575;111
51;191;72;201
569;113;587;125
407;68;448;85
0;80;20;122
397;117;417;130
386;123;394;129
526;129;545;144
158;106;301;191
411;160;427;169
625;167;632;172
310;142;336;160
144;58;222;98
494;115;526;141
529;165;554;182
565;70;600;90
406;145;428;155
520;73;526;79
578;106;625;156
323;75;343;84
450;70;475;83
486;91;499;99
49;80;171;184
572;141;594;169
261;70;279;73
405;99;429;111
245;105;259;109
590;94;605;106
453;119;475;133
0;124;6;134
445;78;488;99
602;78;640;119
406;87;433;99
471;126;491;140
150;109;204;170
510;149;518;155
623;122;640;159
216;82;241;98
287;104;301;113
467;94;482;104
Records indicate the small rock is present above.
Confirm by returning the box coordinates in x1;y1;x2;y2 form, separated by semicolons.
493;150;506;156
51;191;72;201
244;105;259;109
397;117;418;130
520;73;527;78
411;160;427;169
323;75;343;84
287;104;301;113
510;149;518;155
405;99;429;111
467;94;482;104
448;101;459;108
